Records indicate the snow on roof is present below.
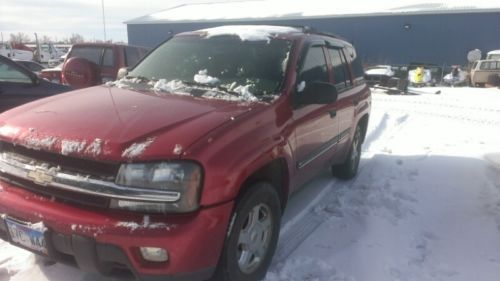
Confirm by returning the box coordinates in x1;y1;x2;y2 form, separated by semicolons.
125;0;500;24
201;25;301;41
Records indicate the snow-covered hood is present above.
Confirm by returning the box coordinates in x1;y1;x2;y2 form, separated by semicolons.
0;86;258;161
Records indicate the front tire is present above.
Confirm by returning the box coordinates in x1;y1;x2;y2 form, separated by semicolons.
332;125;362;180
211;182;281;281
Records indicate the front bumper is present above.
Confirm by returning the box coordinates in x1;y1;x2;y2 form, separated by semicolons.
0;181;234;281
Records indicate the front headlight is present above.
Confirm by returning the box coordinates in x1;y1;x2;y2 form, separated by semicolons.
111;162;202;213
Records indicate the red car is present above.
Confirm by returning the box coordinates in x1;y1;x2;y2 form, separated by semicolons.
40;43;149;88
0;26;370;281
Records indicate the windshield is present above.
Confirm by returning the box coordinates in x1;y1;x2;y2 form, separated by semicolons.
487;54;500;60
128;35;292;102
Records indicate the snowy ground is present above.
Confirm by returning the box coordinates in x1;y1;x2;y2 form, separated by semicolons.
1;87;500;281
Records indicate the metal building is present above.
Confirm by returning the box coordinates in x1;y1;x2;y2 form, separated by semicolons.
125;1;500;66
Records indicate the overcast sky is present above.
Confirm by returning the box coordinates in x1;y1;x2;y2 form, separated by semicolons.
0;0;239;43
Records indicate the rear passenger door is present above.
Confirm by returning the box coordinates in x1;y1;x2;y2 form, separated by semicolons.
326;45;361;159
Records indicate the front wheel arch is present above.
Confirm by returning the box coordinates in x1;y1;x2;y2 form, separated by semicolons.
210;182;281;281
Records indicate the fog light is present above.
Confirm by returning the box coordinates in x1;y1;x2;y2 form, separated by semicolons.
140;247;168;262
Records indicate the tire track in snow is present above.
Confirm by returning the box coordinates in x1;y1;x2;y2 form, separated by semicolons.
271;157;377;267
271;102;414;268
272;103;411;266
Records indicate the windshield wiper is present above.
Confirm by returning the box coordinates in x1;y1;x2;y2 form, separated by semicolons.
214;84;241;97
178;80;240;97
124;75;152;83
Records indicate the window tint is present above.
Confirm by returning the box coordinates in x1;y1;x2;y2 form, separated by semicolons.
69;47;102;65
102;48;114;67
328;48;350;88
345;46;365;82
0;61;31;83
298;46;328;83
125;47;141;67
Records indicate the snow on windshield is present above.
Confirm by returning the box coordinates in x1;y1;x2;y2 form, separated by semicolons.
108;69;263;103
194;69;220;84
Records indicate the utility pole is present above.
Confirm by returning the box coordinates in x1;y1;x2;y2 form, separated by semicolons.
101;0;107;42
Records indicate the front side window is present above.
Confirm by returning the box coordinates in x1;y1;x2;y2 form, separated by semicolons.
129;35;292;101
297;46;328;84
0;61;31;83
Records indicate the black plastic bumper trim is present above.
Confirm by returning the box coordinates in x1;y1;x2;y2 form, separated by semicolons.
0;216;215;281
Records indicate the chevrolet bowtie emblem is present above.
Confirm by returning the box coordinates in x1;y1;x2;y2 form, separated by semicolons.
27;169;54;186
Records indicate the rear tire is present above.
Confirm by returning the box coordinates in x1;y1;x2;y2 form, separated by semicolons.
332;125;362;180
211;182;281;281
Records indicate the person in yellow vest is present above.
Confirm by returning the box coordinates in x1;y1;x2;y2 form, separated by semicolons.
414;66;424;84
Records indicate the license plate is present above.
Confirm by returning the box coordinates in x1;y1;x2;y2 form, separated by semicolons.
5;218;48;255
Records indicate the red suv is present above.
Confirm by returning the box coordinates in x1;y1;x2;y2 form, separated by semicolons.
0;26;370;281
40;43;149;88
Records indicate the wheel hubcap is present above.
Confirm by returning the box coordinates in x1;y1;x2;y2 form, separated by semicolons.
351;130;361;169
237;203;272;274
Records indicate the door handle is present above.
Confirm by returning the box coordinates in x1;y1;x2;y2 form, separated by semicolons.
329;110;337;118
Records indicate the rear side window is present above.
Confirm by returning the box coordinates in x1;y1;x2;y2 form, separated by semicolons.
480;61;499;70
125;47;141;67
328;48;350;89
345;46;365;83
298;46;328;83
69;47;102;65
102;48;115;67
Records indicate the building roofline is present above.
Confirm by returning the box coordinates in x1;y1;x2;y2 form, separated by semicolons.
125;5;500;25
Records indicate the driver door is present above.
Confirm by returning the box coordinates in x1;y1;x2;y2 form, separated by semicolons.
0;59;46;112
290;44;339;190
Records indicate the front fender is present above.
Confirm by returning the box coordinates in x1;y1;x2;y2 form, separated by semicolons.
183;105;294;207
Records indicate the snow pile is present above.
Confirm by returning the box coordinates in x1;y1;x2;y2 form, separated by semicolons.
153;79;189;94
193;69;220;84
105;76;146;89
233;84;258;102
202;25;300;42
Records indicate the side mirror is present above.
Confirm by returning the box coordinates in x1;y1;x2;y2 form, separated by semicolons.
296;81;338;105
117;67;129;80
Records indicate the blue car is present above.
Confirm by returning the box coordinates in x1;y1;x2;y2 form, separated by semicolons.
0;55;71;112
